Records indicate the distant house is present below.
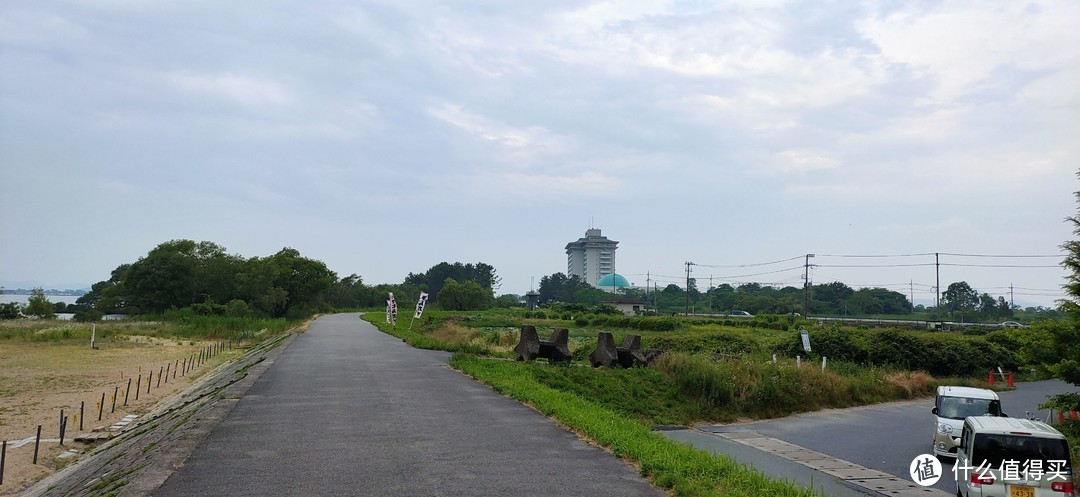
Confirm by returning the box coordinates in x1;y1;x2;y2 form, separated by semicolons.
601;297;648;316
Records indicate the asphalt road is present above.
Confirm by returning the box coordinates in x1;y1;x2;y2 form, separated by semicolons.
154;313;663;497
724;379;1079;494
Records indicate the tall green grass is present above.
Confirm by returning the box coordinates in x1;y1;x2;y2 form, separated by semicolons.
361;312;499;355
451;355;821;497
654;352;938;419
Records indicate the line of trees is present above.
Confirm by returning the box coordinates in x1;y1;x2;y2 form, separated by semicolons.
532;271;1024;321
47;240;505;319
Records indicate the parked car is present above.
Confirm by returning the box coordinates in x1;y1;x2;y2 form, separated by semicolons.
932;386;1005;457
956;416;1073;497
1001;321;1024;328
728;310;753;318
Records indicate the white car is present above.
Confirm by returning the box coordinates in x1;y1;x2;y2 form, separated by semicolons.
956;416;1073;497
728;310;753;318
932;386;1004;457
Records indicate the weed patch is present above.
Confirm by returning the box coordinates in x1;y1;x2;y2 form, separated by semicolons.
451;355;819;497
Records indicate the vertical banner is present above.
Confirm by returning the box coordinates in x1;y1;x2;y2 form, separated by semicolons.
414;292;429;319
389;292;398;326
385;300;392;324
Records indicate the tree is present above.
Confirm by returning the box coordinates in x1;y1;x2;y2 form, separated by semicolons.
1049;171;1080;389
941;282;979;313
405;262;500;299
437;278;492;311
25;288;56;319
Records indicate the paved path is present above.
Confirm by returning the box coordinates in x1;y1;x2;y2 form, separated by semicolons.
155;314;662;496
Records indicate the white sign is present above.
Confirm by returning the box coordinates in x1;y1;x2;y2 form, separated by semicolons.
910;454;942;486
800;330;811;352
414;292;429;319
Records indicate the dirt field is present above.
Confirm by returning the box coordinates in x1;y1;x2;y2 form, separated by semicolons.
0;334;240;495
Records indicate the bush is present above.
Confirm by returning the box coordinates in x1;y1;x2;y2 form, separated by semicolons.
73;309;103;322
774;327;1019;377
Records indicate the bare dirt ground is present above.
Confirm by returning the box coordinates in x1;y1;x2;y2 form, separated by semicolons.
0;334;239;495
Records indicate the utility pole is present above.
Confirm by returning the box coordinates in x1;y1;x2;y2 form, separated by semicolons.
1010;283;1014;309
803;254;815;317
685;261;693;316
708;275;713;314
935;252;940;309
910;280;914;312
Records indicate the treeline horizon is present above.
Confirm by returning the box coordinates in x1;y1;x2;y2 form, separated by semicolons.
2;238;1062;323
59;239;505;320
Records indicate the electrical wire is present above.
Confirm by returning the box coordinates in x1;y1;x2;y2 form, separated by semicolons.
691;255;805;269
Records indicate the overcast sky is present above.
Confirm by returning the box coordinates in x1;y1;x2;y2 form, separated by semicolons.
2;0;1079;308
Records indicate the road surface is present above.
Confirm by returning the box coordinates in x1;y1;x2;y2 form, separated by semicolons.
712;380;1078;494
155;313;663;496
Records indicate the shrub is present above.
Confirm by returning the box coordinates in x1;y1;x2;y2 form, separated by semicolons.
73;309;103;322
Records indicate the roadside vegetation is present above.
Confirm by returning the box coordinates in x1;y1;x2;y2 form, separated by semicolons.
365;307;1054;497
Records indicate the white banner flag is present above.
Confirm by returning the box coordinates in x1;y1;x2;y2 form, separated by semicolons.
389;292;398;323
385;300;391;324
414;292;429;319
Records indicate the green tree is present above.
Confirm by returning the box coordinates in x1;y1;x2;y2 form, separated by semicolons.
25;288;56;319
437;278;492;311
405;262;500;298
1049;172;1080;389
941;281;979;313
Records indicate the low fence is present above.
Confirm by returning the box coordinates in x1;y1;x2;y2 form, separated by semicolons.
0;337;245;489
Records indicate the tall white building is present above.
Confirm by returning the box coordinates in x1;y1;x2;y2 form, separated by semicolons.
565;228;618;286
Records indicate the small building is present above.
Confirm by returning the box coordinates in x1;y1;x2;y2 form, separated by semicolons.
601;297;648;316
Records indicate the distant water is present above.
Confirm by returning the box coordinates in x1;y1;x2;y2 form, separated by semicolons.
1;293;90;320
0;294;85;305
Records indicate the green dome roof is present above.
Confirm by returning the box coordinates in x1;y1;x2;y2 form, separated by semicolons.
596;273;630;288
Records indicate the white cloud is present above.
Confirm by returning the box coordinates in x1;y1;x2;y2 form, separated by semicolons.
857;1;1080;102
469;171;621;201
164;71;289;106
427;103;576;165
770;150;838;174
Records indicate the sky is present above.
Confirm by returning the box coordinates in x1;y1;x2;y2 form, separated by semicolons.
2;0;1079;308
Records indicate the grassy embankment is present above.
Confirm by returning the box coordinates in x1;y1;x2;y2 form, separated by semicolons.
361;309;1024;497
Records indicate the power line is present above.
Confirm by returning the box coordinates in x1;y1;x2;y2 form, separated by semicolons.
816;263;938;268
938;253;1062;258
940;263;1061;268
815;253;936;258
692;255;805;268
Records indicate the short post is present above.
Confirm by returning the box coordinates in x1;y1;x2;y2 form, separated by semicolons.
59;410;66;446
98;392;105;421
112;386;118;413
90;323;96;349
124;378;131;406
32;425;41;464
1;439;7;485
796;355;801;368
158;366;163;387
148;371;153;393
181;358;186;376
772;354;777;364
821;356;827;372
80;401;85;431
135;375;141;401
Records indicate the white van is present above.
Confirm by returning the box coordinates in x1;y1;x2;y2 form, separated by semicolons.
956;416;1073;497
933;386;1004;457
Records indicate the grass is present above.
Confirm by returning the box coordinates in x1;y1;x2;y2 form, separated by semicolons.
451;354;821;497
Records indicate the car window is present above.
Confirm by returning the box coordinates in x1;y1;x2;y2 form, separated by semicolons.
972;434;1072;470
939;397;998;420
